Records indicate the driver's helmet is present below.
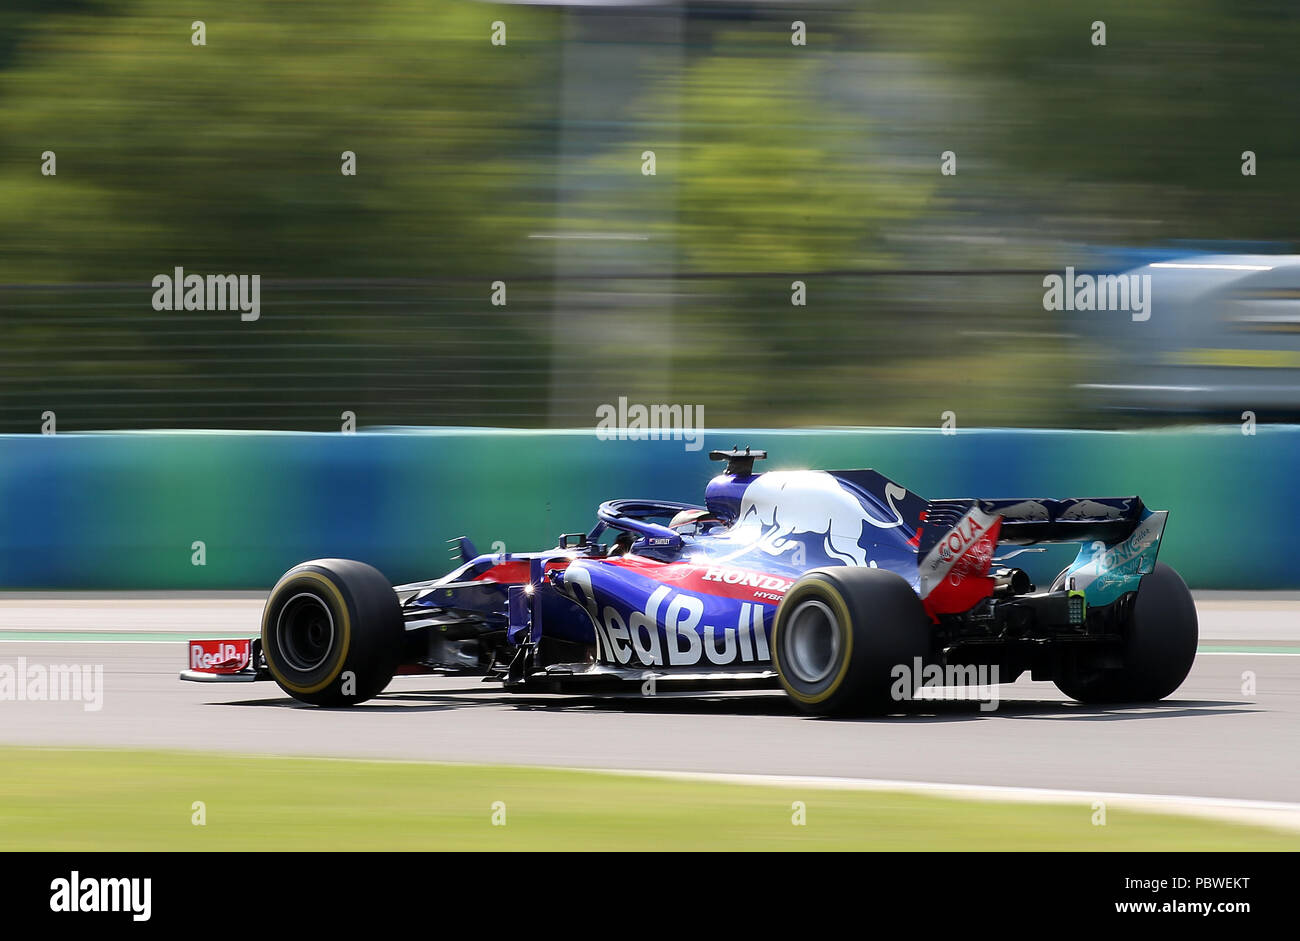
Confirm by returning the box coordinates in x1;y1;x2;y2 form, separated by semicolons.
668;508;722;535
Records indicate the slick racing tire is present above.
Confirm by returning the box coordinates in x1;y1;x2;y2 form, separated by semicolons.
261;559;403;706
1054;562;1198;704
772;567;930;717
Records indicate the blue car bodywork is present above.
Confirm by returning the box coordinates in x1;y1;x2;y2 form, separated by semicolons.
392;449;1168;689
182;448;1177;704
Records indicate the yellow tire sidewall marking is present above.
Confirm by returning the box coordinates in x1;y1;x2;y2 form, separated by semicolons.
773;578;855;705
262;569;353;695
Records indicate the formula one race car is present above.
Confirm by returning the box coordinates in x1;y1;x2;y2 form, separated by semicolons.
181;449;1198;715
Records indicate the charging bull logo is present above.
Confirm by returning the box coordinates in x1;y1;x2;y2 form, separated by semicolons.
713;471;905;568
1061;498;1130;521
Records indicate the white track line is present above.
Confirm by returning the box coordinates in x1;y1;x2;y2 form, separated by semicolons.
590;768;1300;833
1198;651;1300;657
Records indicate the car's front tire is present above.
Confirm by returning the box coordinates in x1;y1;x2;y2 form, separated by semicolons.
1054;562;1198;703
772;567;930;716
261;558;403;706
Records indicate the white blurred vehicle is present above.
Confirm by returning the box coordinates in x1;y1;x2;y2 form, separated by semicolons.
1076;254;1300;414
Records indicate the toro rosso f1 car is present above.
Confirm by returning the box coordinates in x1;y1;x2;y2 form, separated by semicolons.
181;449;1198;715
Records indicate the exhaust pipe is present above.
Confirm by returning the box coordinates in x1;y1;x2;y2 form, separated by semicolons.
992;567;1033;597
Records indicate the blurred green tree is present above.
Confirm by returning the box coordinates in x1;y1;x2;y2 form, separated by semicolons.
0;0;561;284
884;0;1300;245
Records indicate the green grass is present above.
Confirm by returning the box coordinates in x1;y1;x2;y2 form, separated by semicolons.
0;747;1294;851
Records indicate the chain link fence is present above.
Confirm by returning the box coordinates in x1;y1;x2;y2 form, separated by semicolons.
0;269;1084;432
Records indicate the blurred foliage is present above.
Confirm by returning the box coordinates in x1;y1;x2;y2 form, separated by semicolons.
580;49;934;272
883;0;1300;246
0;1;1296;430
0;0;560;283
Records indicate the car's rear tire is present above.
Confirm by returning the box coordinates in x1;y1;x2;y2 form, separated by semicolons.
1054;562;1197;704
772;567;930;716
261;558;403;706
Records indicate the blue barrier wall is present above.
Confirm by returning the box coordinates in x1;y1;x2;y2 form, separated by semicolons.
1;427;1296;590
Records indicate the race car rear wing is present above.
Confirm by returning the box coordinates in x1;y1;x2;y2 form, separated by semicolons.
927;496;1147;546
917;495;1168;614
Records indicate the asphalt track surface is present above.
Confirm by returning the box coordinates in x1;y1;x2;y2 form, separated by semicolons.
1;593;1297;805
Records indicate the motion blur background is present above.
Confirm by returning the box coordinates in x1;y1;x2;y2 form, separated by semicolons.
3;0;1299;589
5;3;1300;862
3;0;1299;431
